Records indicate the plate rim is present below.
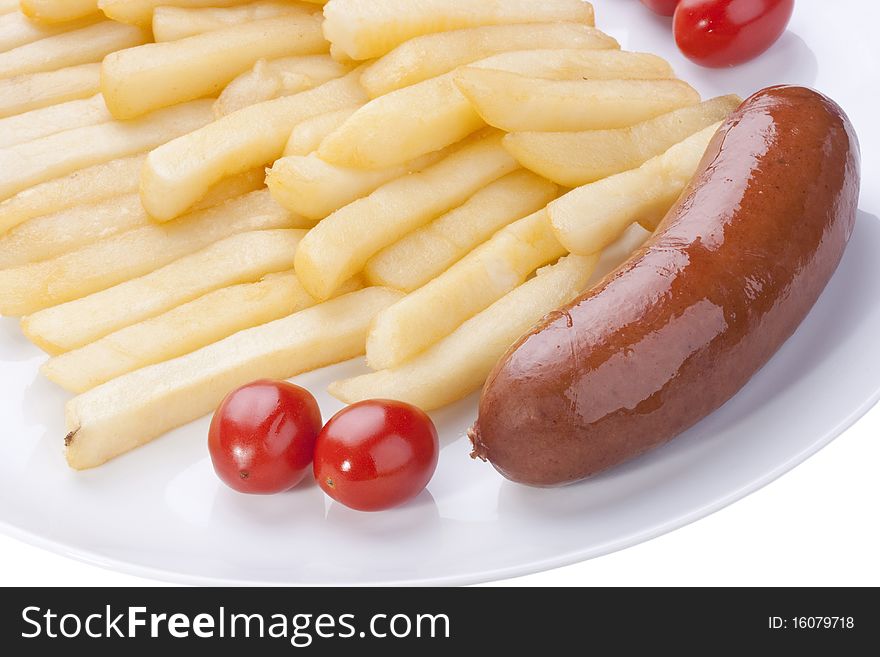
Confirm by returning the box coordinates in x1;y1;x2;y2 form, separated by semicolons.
2;386;876;587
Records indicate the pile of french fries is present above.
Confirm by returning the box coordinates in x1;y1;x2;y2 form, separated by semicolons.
0;0;741;470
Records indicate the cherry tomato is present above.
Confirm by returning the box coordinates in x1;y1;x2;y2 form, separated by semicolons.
640;0;680;17
208;380;322;494
673;0;794;68
314;400;439;512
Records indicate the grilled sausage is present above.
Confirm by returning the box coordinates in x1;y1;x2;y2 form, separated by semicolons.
469;86;861;486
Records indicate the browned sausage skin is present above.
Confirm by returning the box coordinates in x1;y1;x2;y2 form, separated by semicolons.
469;86;861;487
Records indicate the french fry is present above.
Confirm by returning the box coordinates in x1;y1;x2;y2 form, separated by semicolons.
296;130;518;300
0;190;300;316
470;49;673;81
102;15;327;119
0;94;111;149
0;99;213;201
329;254;598;410
0;155;143;234
504;95;741;186
20;0;99;23
317;71;484;169
64;286;403;469
283;106;358;156
364;170;558;292
153;2;317;42
0;12;99;53
323;0;594;60
455;68;701;132
328;42;354;64
0;63;100;119
44;273;363;393
366;209;565;370
549;122;720;255
0;21;148;79
22;228;307;354
141;71;367;221
0;195;149;268
0;0;20;14
266;148;446;221
0;168;265;268
320;49;670;169
360;22;618;97
99;0;260;28
214;54;353;117
185;167;267;211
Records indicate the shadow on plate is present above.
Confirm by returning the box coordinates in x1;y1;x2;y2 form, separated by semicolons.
429;391;481;449
0;316;37;362
324;488;440;529
21;367;69;430
681;31;820;99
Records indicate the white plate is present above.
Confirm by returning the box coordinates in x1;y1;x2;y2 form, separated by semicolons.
2;1;879;586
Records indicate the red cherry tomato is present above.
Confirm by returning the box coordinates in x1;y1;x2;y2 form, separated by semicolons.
208;380;322;494
673;0;794;67
314;400;439;512
640;0;680;17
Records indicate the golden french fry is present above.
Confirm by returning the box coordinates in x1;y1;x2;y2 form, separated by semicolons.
64;286;403;469
0;169;264;268
99;0;259;28
504;95;741;186
152;2;317;41
102;15;327;119
213;55;353;117
141;72;367;221
283;106;358;156
329;254;597;410
323;0;594;60
0;99;213;201
0;21;148;79
266;148;445;221
20;0;98;23
549;122;720;255
23;228;306;354
328;41;354;64
43;272;362;393
360;22;618;97
186;167;267;211
320;49;668;169
0;63;100;119
0;12;99;52
317;71;484;169
0;195;148;268
364;170;558;292
455;68;701;132
0;190;300;316
0;94;111;149
44;273;363;393
367;209;565;370
0;155;143;234
296;130;518;299
470;49;673;81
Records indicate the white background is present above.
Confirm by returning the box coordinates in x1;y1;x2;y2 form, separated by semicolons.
1;0;878;586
